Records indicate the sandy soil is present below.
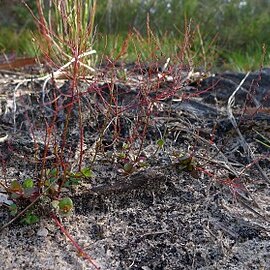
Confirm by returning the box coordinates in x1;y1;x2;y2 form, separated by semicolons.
1;66;270;270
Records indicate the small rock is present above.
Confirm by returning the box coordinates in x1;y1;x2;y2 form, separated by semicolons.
142;266;152;270
37;227;48;237
0;193;13;205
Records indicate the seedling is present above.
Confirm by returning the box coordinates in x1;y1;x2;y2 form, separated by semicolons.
123;162;135;174
20;212;40;225
117;144;147;175
44;168;60;197
52;197;74;216
8;178;39;200
175;154;199;178
156;138;165;148
65;167;94;187
8;203;18;217
152;138;166;157
8;180;24;199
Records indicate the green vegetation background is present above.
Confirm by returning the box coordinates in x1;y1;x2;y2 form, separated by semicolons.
0;0;269;71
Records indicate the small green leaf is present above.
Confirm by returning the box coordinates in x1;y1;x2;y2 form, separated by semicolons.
47;168;58;177
9;203;18;216
9;180;23;198
81;167;94;178
157;139;165;148
58;197;73;214
23;178;34;189
118;152;126;159
122;143;129;150
21;213;39;225
123;162;134;173
45;176;57;186
64;177;81;187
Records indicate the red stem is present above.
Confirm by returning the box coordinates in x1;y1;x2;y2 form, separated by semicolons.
50;213;100;270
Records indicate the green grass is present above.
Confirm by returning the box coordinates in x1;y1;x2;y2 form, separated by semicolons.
0;26;269;73
94;33;182;62
0;27;37;57
31;0;97;69
1;0;270;72
220;44;270;72
91;34;270;72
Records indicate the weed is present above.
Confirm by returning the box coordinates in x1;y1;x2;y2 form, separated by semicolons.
4;2;267;270
2;1;196;226
23;0;97;73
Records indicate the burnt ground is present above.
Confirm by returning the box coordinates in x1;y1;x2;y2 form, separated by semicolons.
0;64;270;270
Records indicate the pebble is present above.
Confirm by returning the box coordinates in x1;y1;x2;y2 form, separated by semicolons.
36;227;49;237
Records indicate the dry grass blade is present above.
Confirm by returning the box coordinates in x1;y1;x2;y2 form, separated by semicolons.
227;71;251;154
227;72;270;183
